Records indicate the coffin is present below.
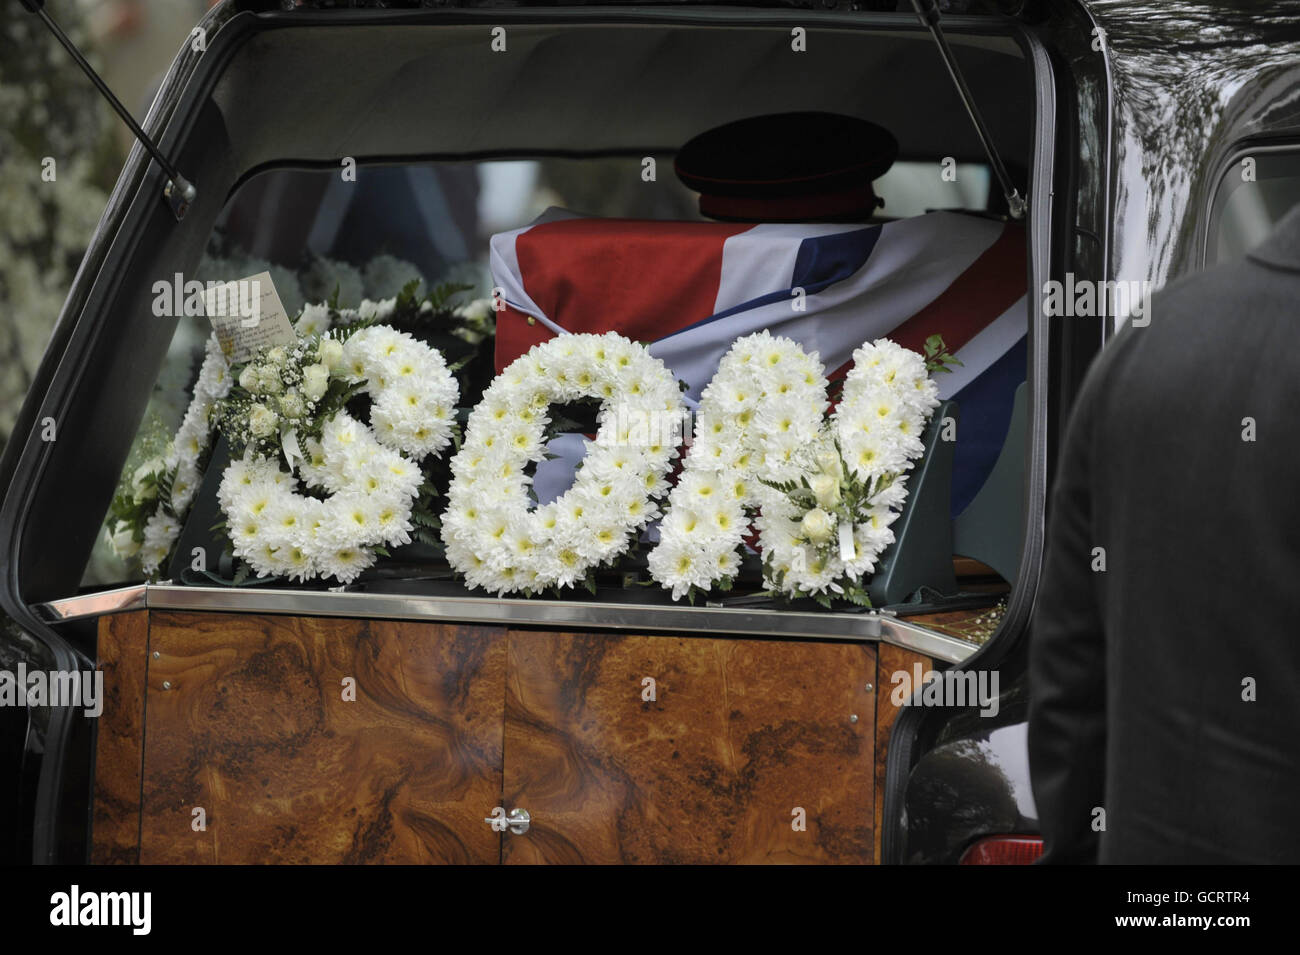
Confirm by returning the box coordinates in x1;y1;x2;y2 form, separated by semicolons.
80;589;994;865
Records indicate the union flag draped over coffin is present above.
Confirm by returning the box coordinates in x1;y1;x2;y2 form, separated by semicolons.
490;209;1028;515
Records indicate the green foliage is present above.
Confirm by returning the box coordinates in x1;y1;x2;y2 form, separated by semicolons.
923;333;963;375
329;316;377;343
426;281;476;312
408;478;446;553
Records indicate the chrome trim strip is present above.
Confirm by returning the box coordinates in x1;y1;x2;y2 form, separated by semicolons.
35;585;148;622
140;584;977;663
32;581;979;660
878;617;980;664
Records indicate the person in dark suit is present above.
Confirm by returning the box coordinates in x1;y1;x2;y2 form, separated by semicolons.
1028;202;1300;864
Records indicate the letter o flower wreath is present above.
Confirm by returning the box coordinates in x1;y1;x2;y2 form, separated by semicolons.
217;326;459;583
441;332;683;595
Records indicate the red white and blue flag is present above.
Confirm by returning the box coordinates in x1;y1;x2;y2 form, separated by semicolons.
491;209;1027;515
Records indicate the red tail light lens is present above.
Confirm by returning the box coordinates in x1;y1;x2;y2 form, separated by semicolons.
959;836;1044;865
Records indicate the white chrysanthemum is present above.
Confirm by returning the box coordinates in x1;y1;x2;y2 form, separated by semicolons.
659;506;707;542
293;303;333;339
646;537;715;601
171;466;199;513
301;256;364;309
362;254;424;300
356;297;398;322
651;332;829;599
316;544;373;584
121;332;233;574
339;327;459;461
785;547;841;596
139;510;182;575
332;494;385;546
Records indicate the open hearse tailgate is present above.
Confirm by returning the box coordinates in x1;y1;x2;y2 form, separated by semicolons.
1;3;1060;864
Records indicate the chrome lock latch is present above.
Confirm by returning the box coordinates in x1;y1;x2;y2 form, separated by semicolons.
485;806;531;835
506;808;530;835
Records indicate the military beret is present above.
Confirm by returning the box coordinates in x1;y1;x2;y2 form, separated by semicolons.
674;112;898;222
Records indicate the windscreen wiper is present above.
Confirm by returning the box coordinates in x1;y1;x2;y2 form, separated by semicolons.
910;0;1026;220
20;0;197;220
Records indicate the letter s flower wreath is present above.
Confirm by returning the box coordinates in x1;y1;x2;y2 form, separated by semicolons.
216;324;459;583
104;272;494;582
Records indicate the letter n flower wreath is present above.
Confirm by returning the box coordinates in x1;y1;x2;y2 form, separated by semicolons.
649;332;951;606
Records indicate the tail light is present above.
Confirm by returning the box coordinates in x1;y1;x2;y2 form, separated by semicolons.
959;835;1044;865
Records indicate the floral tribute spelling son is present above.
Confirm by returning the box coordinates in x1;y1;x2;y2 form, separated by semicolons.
109;276;954;603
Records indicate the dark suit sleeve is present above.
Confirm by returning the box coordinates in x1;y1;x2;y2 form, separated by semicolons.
1028;356;1110;864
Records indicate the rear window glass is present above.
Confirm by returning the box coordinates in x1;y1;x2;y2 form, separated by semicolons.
1209;149;1300;264
83;155;1026;609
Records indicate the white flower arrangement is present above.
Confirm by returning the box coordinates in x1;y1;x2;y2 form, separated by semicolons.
218;325;459;583
441;332;683;595
757;338;941;604
647;331;828;599
104;269;493;581
106;335;234;574
649;332;941;605
300;254;366;310
362;254;425;301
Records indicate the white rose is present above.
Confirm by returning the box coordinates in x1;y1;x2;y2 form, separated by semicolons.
457;298;493;322
302;363;330;401
809;472;841;508
800;507;835;544
317;338;344;370
132;457;165;487
278;391;306;420
130;458;165;502
815;448;843;480
266;346;287;365
248;402;279;438
256;365;283;395
238;365;259;391
109;523;140;558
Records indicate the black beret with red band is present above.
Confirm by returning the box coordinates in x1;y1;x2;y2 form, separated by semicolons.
674;112;899;222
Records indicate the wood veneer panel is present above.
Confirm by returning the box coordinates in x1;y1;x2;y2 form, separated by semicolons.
502;630;876;864
139;612;506;864
92;610;150;864
873;644;932;865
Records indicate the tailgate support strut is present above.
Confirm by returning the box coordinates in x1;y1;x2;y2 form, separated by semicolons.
20;0;197;219
910;0;1027;219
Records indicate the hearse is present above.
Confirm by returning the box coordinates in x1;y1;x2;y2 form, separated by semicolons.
3;0;1299;865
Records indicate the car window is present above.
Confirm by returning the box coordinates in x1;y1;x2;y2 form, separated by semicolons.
1208;148;1300;265
82;154;1025;592
875;161;993;218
